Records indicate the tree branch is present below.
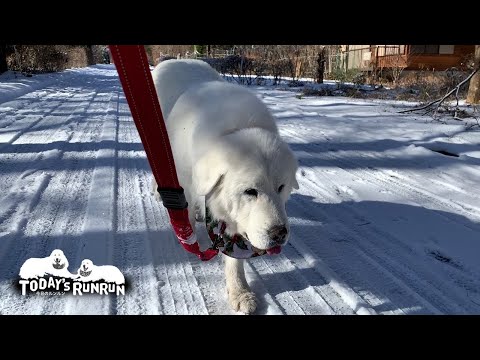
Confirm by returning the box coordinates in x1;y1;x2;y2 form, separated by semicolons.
398;67;480;115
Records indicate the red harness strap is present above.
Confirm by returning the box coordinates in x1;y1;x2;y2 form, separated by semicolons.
109;45;218;261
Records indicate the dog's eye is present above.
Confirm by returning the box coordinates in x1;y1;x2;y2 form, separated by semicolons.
278;184;285;193
244;188;258;197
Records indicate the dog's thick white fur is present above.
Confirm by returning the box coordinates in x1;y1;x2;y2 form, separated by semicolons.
152;60;298;314
19;249;73;279
75;259;125;285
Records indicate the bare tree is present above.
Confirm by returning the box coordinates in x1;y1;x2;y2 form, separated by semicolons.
390;51;407;85
249;45;270;83
85;45;95;65
278;45;305;81
467;45;480;104
229;45;255;85
316;47;326;83
204;45;331;84
262;46;291;85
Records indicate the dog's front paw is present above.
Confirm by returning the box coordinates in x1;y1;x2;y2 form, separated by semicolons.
229;291;257;314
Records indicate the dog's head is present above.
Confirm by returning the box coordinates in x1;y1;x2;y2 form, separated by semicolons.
194;128;299;253
50;249;68;270
79;259;94;277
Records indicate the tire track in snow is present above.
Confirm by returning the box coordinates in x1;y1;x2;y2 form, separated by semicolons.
279;129;480;313
279;244;358;315
139;200;178;315
0;72;81;107
114;138;163;314
0;89;98;261
301;174;480;314
0;89;113;314
245;234;357;314
289;167;472;314
292;193;441;314
0;87;84;151
251;254;335;314
284;127;480;228
113;100;167;315
22;92;114;315
45;90;120;314
64;92;120;315
293;138;480;301
0;86;73;125
282;126;480;251
0;88;86;196
284;223;379;315
10;91;102;258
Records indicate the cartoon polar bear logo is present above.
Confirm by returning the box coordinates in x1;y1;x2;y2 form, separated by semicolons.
19;249;74;279
75;259;125;285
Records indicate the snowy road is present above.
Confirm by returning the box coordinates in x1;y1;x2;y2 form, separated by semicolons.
1;65;479;314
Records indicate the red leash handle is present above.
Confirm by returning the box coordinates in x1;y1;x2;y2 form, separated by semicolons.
109;45;218;261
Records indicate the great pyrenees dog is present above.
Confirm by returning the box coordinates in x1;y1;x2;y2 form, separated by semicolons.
74;259;125;285
19;249;73;279
152;60;299;314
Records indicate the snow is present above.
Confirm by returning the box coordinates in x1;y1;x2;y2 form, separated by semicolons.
1;64;479;315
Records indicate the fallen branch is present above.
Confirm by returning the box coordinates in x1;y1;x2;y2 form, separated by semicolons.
465;105;480;130
398;67;480;116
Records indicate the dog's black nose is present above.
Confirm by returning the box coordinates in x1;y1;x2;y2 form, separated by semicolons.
268;225;288;244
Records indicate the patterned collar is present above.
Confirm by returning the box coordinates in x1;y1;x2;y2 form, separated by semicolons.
205;207;272;259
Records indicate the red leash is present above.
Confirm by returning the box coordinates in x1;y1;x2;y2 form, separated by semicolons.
109;45;218;261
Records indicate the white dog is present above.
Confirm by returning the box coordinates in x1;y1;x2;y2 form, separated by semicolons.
19;249;74;279
75;259;125;285
152;60;299;314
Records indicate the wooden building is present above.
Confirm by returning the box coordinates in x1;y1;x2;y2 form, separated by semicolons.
341;45;474;71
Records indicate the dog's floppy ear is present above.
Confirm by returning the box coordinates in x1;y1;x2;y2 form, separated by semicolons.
193;150;227;196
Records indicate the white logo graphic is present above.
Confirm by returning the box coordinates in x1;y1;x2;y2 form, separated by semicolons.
76;259;125;285
18;249;125;296
19;249;74;279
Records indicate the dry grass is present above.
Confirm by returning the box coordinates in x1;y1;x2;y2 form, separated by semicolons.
388;70;469;102
7;45;105;74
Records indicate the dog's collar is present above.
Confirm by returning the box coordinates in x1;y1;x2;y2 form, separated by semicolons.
205;207;271;259
52;262;65;270
79;269;92;277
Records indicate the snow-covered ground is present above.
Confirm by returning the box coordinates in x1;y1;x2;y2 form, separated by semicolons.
1;65;479;315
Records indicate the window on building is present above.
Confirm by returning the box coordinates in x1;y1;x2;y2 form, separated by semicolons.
411;45;440;54
439;45;455;54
